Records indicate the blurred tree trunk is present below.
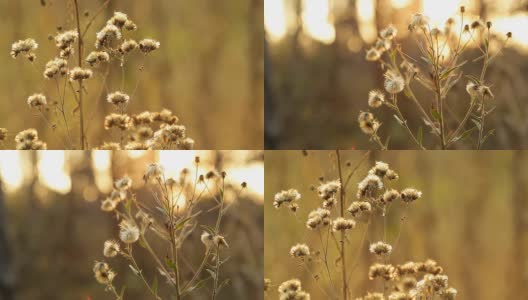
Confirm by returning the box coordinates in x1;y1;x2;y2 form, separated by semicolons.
509;151;528;298
0;181;14;300
264;39;277;149
248;0;264;147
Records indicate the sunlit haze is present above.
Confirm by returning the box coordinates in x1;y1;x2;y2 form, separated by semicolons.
265;0;527;51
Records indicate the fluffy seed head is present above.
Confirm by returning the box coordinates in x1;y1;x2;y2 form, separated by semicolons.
366;48;381;61
332;217;356;232
114;176;132;191
201;231;213;248
107;91;130;106
401;188;422;203
125;20;138;31
278;279;302;294
358;111;381;135
0;128;7;141
139;39;160;54
369;263;395;280
386;169;399;180
306;208;331;229
409;13;430;31
357;174;383;199
382;189;400;204
477;85;494;101
55;30;78;49
107;11;128;28
143;163;164;182
369;161;390;177
27;93;47;108
119;40;138;54
369;241;393;257
93;261;116;285
273;189;301;208
69;67;93;82
375;38;392;52
213;235;229;248
101;198;117;212
380;25;398;40
466;82;479;98
103;240;120;257
290;243;310;258
86;51;110;66
44;58;68;79
317;180;341;200
347;201;372;217
119;220;140;243
384;70;405;94
104;113;130;130
95;24;122;49
11;38;38;58
368;90;385;108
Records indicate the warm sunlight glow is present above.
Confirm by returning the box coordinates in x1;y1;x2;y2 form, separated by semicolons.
127;150;147;159
302;0;336;44
357;0;377;43
422;0;467;27
226;162;264;199
265;0;288;42
159;150;198;179
0;151;24;193
38;151;71;194
92;151;113;193
492;14;528;50
392;0;413;9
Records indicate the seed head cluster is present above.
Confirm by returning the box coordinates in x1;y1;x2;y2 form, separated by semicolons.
14;129;47;150
278;279;310;300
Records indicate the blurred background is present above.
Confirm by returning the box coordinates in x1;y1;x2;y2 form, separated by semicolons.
0;0;263;149
0;150;264;299
265;150;528;299
265;0;528;149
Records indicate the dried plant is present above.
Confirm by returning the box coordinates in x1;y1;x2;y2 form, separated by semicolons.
360;7;511;150
93;158;246;299
266;151;457;300
6;2;194;150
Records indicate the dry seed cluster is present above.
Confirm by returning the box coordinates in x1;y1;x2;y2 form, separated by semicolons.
360;8;512;150
270;158;455;300
9;10;193;150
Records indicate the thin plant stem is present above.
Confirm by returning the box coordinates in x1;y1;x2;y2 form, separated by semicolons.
335;150;348;300
73;0;86;149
